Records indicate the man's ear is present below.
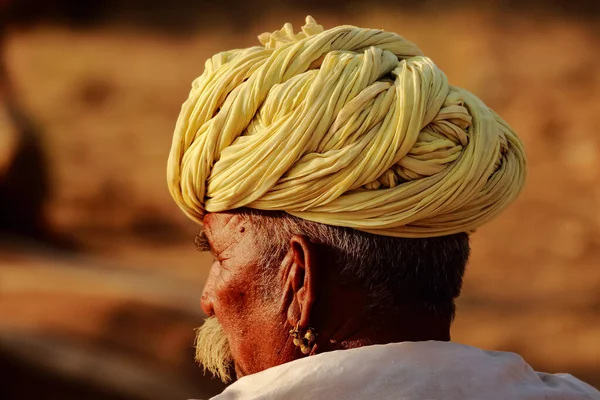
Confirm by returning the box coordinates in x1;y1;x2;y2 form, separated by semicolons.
284;235;318;328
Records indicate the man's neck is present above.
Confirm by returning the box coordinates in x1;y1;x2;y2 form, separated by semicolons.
313;306;451;354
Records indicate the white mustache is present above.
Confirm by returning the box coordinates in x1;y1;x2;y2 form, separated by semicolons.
194;317;233;383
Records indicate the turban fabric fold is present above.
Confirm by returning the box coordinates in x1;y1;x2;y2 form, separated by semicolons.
167;16;526;237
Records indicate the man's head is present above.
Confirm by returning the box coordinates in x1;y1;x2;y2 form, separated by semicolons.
194;209;470;382
167;16;525;383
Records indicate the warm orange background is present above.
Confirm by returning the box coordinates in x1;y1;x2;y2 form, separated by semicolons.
1;2;599;399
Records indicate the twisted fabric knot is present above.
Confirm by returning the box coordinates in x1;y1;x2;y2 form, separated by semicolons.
167;16;526;237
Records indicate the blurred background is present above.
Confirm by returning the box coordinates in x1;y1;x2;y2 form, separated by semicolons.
0;0;599;399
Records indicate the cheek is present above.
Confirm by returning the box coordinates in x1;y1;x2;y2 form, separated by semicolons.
216;284;288;373
212;275;254;346
213;270;251;318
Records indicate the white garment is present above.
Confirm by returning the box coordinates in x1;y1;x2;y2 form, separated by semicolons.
209;341;599;400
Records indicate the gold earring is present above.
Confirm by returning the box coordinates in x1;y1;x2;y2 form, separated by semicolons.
289;322;302;346
289;322;317;354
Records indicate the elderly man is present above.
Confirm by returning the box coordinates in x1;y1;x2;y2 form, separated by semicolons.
167;17;599;400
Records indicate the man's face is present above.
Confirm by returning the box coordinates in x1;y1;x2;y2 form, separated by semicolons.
197;212;293;381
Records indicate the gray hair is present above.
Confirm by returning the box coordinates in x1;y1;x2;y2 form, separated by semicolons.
240;209;470;320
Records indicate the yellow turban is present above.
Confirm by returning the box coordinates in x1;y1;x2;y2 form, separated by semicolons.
167;16;526;238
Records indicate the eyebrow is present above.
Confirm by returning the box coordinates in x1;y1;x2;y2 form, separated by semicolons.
194;230;211;252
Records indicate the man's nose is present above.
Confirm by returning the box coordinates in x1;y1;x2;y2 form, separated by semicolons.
200;261;218;316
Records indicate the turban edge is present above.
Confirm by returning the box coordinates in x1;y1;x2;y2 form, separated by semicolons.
167;16;526;238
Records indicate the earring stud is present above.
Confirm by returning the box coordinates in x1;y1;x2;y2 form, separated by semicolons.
289;322;317;354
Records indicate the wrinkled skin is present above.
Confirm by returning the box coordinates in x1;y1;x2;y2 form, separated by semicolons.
200;211;450;380
200;212;297;377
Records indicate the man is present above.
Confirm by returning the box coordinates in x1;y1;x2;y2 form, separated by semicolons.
167;16;599;400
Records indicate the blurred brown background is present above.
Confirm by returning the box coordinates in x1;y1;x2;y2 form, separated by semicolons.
0;1;599;399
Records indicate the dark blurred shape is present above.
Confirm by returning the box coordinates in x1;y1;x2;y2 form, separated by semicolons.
0;12;77;249
0;251;226;400
0;328;223;400
4;0;600;33
0;109;51;240
0;347;132;400
8;0;112;27
0;9;51;243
